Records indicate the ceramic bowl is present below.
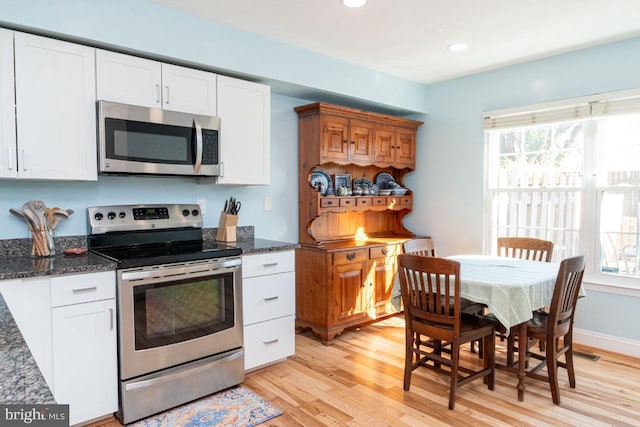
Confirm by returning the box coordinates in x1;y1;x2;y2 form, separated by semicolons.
391;188;408;195
378;189;392;196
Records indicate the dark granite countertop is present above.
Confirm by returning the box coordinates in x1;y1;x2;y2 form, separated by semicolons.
0;295;55;404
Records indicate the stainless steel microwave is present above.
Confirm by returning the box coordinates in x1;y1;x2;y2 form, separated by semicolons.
97;101;221;177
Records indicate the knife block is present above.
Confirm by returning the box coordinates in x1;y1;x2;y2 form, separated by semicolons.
215;211;238;242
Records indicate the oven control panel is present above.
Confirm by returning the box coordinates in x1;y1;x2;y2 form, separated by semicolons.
88;204;202;234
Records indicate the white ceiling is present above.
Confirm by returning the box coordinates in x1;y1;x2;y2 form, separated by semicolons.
151;0;640;84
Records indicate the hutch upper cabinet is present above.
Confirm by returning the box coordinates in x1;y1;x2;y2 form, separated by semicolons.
295;102;423;344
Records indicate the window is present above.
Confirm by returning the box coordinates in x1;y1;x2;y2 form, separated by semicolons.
484;90;640;285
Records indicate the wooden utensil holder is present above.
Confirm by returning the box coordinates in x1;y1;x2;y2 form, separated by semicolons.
215;211;238;242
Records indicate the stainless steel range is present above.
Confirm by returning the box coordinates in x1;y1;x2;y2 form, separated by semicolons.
88;204;244;424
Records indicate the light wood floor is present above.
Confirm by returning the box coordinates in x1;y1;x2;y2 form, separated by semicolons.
90;315;640;427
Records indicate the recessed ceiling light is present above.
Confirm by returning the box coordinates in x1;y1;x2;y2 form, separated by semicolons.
447;43;468;52
342;0;367;8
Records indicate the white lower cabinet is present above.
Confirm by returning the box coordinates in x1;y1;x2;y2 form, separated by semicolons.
242;250;295;371
0;271;117;426
51;271;117;426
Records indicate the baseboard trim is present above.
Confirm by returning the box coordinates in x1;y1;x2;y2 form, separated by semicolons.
574;328;640;358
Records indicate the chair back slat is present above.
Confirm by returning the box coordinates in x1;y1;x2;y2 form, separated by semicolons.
498;237;554;262
547;255;586;336
403;237;437;257
398;254;460;330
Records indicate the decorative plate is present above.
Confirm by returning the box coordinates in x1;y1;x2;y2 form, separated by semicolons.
353;177;373;189
309;167;332;196
375;172;395;189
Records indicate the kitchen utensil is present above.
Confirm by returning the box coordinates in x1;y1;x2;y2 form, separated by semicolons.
9;208;32;227
48;207;70;231
21;202;41;229
28;200;48;230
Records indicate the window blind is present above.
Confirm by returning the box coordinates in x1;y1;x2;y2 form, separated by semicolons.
484;88;640;130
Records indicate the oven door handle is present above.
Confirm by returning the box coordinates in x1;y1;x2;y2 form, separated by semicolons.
124;349;243;391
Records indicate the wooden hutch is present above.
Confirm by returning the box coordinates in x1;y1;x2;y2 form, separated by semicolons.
295;102;423;344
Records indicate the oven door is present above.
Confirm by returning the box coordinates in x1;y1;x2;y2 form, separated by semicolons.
97;100;220;177
117;257;242;380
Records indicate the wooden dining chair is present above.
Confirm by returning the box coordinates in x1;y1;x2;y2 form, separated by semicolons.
397;254;498;410
403;237;485;355
496;236;555;352
402;237;438;257
497;237;554;262
506;254;586;404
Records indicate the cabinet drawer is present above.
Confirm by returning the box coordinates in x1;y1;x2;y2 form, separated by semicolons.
356;197;372;207
370;244;401;259
339;197;356;207
387;196;412;207
372;197;387;206
242;272;295;325
242;250;294;278
332;249;369;265
243;315;295;371
320;198;339;208
50;271;115;307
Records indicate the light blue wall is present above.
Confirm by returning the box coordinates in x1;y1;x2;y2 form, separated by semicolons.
1;1;639;344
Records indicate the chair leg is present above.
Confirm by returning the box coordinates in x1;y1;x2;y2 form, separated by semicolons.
546;338;561;405
506;332;516;367
565;333;576;388
449;341;460;410
403;329;414;390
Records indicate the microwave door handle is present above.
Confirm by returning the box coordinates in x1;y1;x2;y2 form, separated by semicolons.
193;118;203;173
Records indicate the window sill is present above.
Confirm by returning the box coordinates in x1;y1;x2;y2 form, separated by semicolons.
583;273;640;297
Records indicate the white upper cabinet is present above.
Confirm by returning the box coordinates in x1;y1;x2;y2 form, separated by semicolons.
0;29;16;179
216;75;271;185
13;32;97;181
96;50;217;116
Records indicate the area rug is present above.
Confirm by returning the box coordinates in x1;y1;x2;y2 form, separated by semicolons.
127;385;283;427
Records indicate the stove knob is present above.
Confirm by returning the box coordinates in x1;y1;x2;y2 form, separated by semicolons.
191;209;199;217
107;211;116;220
119;212;126;219
182;209;190;216
94;212;104;221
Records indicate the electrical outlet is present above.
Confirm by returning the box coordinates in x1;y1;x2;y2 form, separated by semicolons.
264;196;272;211
196;198;206;215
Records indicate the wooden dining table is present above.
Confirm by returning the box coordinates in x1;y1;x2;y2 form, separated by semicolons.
447;254;587;401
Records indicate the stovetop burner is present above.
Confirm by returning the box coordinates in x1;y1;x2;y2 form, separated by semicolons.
87;203;242;269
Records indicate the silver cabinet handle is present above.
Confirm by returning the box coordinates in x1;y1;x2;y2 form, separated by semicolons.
263;338;279;345
165;85;170;104
109;308;114;331
6;147;15;171
72;286;97;294
155;84;160;103
263;262;278;267
263;296;279;301
20;148;27;172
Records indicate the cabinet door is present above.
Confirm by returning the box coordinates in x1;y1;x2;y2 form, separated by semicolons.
333;262;370;321
216;75;270;184
96;49;162;108
395;128;416;168
161;63;217;115
320;114;349;163
373;125;396;165
372;256;398;313
52;299;117;426
0;29;16;178
349;119;375;164
14;33;97;180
